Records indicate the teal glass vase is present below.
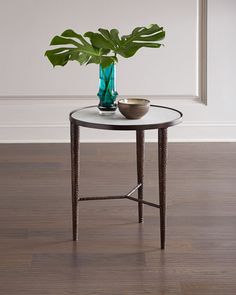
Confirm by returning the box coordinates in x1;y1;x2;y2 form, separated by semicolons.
97;63;118;114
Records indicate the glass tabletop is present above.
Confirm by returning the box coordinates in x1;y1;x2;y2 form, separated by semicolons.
70;105;183;130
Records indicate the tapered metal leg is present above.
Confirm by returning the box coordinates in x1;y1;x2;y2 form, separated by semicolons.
158;128;167;249
136;130;145;223
70;122;80;241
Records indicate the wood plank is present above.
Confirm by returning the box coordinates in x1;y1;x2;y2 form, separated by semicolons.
0;143;236;295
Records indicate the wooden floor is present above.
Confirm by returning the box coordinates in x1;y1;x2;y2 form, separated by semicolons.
0;143;236;295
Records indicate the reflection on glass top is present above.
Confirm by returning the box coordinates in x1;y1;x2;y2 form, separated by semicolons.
71;105;182;127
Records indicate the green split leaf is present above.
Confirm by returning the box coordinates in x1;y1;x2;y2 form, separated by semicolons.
45;24;165;68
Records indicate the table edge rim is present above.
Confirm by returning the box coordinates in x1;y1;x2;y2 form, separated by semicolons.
69;105;183;130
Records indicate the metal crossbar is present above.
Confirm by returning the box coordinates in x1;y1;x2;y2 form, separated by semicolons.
79;196;125;201
78;183;160;209
125;196;160;208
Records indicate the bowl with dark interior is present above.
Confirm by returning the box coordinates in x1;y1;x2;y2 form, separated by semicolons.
118;98;150;119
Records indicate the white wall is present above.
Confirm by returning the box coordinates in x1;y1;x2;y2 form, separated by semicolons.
0;0;236;142
0;0;198;97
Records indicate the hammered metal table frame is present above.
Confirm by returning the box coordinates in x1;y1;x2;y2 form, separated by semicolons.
70;105;182;249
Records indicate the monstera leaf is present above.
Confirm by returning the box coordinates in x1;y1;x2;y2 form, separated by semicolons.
45;24;165;68
45;29;117;68
86;24;165;58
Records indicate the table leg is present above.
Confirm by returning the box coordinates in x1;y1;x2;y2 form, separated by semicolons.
136;130;145;223
70;122;80;241
158;128;167;249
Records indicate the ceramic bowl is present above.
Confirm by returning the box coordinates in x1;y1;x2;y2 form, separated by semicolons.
118;98;150;119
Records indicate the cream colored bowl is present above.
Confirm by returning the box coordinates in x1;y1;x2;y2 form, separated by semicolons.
118;98;150;119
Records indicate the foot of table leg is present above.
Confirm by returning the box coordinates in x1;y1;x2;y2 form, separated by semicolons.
136;130;145;223
70;122;80;241
158;128;167;249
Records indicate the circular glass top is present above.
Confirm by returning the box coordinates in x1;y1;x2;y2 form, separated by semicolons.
70;105;182;130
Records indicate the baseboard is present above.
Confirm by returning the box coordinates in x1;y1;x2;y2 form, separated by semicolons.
0;122;236;143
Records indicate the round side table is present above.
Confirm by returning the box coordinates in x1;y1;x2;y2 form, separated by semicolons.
70;105;183;249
